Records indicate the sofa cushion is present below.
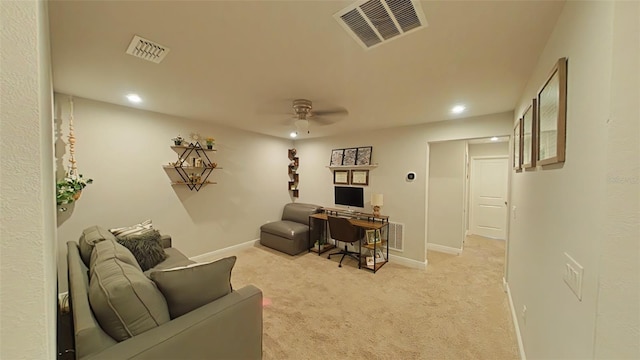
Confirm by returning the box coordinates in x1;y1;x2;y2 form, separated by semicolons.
149;256;236;319
281;203;321;224
261;220;310;240
89;257;170;341
90;238;141;274
79;225;118;267
116;229;167;271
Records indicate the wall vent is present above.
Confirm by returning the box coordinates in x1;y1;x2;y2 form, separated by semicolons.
125;35;170;64
334;0;427;50
385;221;404;252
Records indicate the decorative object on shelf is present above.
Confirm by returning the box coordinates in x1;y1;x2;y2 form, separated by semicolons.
57;97;93;211
205;137;215;150
189;132;202;142
365;229;381;244
356;146;373;165
330;149;344;166
536;57;567;166
342;148;357;166
371;193;383;217
333;170;349;185
288;148;299;197
165;141;219;191
351;169;369;186
330;146;373;166
172;135;184;146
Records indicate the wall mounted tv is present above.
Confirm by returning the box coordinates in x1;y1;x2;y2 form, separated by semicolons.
334;186;364;208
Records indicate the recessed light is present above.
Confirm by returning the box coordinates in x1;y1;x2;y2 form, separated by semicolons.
126;93;142;103
451;105;466;114
289;132;297;138
491;137;499;142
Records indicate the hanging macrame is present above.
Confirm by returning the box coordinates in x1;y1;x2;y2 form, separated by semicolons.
56;97;93;210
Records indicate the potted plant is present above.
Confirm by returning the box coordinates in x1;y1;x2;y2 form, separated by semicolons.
172;135;184;146
56;173;93;207
205;137;215;149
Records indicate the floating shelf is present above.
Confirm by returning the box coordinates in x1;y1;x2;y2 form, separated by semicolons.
327;164;378;170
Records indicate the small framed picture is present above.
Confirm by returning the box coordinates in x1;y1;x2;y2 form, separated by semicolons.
333;170;349;185
351;170;369;186
342;148;357;166
356;146;372;165
330;149;344;166
365;229;381;244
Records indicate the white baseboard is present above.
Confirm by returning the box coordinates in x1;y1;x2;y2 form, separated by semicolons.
388;253;428;270
427;243;462;255
189;238;260;263
505;280;526;360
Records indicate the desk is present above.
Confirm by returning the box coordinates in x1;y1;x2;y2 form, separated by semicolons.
308;209;389;273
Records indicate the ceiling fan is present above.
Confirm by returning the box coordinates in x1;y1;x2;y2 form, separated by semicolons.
289;99;347;135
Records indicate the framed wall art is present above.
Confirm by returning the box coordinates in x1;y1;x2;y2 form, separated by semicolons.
350;169;369;186
521;99;536;169
356;146;372;165
536;57;567;166
330;149;344;166
342;148;357;166
333;170;349;185
513;118;522;172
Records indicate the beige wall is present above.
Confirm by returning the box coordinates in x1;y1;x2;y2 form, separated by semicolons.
55;96;294;291
468;142;509;158
295;112;512;266
596;1;640;357
427;140;466;251
508;1;639;358
0;0;57;358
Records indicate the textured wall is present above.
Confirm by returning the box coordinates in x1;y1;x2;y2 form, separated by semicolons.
0;0;57;358
595;1;640;357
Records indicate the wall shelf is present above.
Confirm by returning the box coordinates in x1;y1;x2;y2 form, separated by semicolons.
326;164;378;170
165;141;220;191
288;148;299;198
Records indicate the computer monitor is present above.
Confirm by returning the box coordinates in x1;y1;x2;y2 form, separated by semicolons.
334;186;364;209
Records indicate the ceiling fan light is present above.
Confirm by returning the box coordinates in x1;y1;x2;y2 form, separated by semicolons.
290;132;297;138
295;119;309;129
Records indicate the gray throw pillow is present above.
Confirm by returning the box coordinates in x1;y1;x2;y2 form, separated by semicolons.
149;256;236;319
116;229;167;271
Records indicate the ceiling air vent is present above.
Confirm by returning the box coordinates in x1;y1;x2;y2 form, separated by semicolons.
334;0;427;50
125;35;170;64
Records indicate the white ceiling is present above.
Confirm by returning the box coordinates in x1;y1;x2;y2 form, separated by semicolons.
48;0;564;139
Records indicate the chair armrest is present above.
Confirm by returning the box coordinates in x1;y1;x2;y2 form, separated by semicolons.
84;285;263;360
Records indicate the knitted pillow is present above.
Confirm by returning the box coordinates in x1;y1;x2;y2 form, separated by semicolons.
116;229;167;271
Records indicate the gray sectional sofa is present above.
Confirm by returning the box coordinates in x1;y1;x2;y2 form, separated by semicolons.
67;225;263;359
259;202;322;255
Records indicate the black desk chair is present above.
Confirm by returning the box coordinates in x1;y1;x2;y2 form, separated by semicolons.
327;216;362;268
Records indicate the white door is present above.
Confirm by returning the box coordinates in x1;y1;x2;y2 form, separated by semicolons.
469;157;509;239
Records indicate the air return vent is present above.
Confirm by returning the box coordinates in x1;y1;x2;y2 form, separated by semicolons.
334;0;427;50
125;35;170;64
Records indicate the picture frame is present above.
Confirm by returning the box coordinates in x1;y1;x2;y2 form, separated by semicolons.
356;146;372;165
365;229;381;244
521;99;536;169
536;57;567;166
333;170;350;185
342;148;357;166
330;149;344;166
513;118;522;171
350;169;369;186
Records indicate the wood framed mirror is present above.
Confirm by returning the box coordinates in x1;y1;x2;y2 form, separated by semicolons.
536;57;567;166
521;99;536;169
513;118;522;172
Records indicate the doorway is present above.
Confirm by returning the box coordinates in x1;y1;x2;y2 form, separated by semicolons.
469;156;509;239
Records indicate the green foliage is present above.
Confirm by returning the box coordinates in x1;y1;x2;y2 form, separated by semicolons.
56;174;93;206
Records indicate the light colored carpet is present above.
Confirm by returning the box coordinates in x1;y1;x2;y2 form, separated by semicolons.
220;235;519;359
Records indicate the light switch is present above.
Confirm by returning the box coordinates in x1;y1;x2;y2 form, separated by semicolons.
563;252;583;300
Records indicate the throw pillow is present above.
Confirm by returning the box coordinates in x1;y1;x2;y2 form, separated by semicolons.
90;239;141;274
109;219;153;238
149;256;236;319
89;257;170;341
116;229;167;271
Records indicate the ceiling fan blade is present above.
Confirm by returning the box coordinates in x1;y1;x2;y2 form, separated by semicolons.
312;107;349;117
312;116;339;126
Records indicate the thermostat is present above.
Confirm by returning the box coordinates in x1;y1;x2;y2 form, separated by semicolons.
406;172;416;182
